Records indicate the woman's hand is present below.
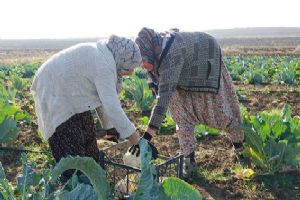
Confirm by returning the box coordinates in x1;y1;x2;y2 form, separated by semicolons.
128;131;159;159
104;128;120;143
143;61;154;71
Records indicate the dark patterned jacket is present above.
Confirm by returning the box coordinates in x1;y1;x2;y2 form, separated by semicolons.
149;32;221;129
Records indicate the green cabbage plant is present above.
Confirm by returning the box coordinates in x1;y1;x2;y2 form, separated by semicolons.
122;74;155;113
0;139;202;200
0;99;27;144
241;104;300;174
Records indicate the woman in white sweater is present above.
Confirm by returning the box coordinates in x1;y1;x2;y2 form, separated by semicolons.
31;35;143;180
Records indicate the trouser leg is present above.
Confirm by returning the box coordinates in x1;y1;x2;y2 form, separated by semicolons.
176;126;196;157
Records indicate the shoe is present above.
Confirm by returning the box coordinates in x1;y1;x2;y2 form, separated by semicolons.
233;142;243;149
183;157;196;179
183;152;196;179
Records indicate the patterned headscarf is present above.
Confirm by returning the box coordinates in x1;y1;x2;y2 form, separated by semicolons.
135;27;162;66
106;35;142;71
106;35;142;94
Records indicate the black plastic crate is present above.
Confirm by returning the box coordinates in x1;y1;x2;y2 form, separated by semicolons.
99;140;184;199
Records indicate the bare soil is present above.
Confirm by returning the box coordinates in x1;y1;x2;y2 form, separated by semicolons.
235;84;300;116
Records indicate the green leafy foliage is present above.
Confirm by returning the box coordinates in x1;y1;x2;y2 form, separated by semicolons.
1;154;55;200
10;73;27;92
224;56;300;85
241;104;300;174
159;114;176;134
0;72;30;144
51;156;113;200
160;177;202;200
17;154;43;200
138;114;176;135
134;139;202;200
55;174;98;200
0;63;39;79
134;68;148;79
134;139;161;199
0;99;27;144
0;155;108;200
194;124;220;138
0;141;202;200
123;74;155;112
0;162;15;200
0;118;18;144
273;59;299;84
0;84;17;104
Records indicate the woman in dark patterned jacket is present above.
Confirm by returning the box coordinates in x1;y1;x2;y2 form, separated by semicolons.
132;27;244;178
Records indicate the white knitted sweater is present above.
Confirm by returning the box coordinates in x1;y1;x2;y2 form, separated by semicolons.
31;41;136;141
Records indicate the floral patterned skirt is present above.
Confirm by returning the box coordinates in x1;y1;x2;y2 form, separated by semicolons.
169;62;243;156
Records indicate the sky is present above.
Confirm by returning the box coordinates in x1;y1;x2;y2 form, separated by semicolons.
0;0;299;39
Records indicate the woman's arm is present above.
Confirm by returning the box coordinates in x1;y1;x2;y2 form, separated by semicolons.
148;51;184;130
92;67;136;139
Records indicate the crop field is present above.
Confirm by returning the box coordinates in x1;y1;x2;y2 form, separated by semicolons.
0;38;299;199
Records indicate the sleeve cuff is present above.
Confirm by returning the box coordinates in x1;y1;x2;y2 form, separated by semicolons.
149;114;165;129
148;124;159;130
117;123;136;139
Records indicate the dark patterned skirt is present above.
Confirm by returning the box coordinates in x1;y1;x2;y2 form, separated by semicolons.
48;111;99;179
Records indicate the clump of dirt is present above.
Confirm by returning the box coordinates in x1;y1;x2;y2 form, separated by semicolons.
151;134;180;157
14;123;42;146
